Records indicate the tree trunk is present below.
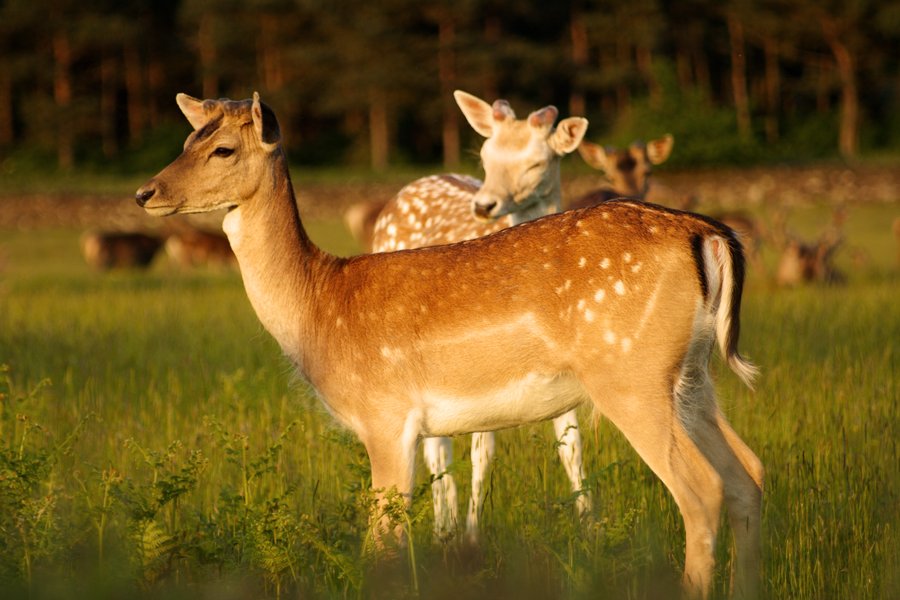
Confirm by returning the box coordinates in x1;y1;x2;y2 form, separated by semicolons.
369;87;389;171
693;46;712;102
258;14;284;92
821;17;858;158
438;11;459;169
615;38;630;114
101;55;118;158
53;31;74;170
763;37;780;143
124;43;144;146
147;58;164;127
675;46;692;89
198;12;218;99
727;14;751;139
636;45;660;108
481;17;501;101
0;66;12;147
569;10;588;118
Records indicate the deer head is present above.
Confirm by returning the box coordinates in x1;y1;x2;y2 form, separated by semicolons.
578;134;674;198
136;93;282;217
453;91;587;222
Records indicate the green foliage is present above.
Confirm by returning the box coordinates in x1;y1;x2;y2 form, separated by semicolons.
609;62;766;167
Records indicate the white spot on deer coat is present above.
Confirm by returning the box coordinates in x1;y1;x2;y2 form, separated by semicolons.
600;258;610;269
594;289;606;303
614;280;626;295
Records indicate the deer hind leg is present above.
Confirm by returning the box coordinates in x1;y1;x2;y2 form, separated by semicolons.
588;379;725;599
674;373;763;600
465;431;496;544
552;409;592;518
713;412;763;600
422;436;459;540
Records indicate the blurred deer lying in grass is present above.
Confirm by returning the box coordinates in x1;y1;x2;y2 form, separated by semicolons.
370;91;590;542
136;93;762;599
774;206;846;287
80;231;163;270
165;226;236;268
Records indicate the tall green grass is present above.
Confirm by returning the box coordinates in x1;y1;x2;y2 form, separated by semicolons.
0;205;898;598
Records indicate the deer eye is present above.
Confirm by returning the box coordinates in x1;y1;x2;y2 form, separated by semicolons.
212;147;234;158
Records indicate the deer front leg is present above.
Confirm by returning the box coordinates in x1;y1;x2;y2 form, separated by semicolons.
465;431;496;544
422;436;459;540
365;418;419;552
552;410;591;519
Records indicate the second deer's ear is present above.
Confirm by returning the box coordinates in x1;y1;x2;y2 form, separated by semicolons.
577;140;609;171
252;92;281;150
176;93;209;130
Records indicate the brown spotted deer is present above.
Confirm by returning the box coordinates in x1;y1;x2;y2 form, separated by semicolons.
136;93;762;599
80;230;164;270
370;91;590;543
568;135;692;210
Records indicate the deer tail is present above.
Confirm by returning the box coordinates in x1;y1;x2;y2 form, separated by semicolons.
703;231;759;389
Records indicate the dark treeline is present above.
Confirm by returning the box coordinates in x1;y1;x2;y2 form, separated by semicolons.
1;0;899;172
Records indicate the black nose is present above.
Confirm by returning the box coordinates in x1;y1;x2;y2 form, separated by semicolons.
135;188;155;207
474;201;497;219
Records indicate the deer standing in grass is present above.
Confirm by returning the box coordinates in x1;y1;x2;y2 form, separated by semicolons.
136;93;763;599
370;91;590;542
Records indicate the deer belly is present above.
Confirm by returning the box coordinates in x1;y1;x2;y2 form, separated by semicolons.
420;372;587;437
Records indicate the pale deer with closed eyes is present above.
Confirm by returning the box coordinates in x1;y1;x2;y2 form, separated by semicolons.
369;90;590;543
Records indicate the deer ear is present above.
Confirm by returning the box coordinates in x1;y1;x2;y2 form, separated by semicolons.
252;92;281;150
548;116;588;155
646;134;674;165
454;90;496;138
577;140;609;171
528;105;558;131
176;93;208;130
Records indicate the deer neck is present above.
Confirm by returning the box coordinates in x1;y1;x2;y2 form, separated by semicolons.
221;150;333;368
507;160;563;226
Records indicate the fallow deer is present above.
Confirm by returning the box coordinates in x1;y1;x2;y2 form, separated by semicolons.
370;91;590;543
136;93;763;599
770;205;845;287
568;135;690;210
80;230;163;270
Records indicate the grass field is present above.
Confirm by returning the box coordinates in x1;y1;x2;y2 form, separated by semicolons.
0;200;898;599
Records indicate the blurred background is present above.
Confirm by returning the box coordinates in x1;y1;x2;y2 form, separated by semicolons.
1;0;899;175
